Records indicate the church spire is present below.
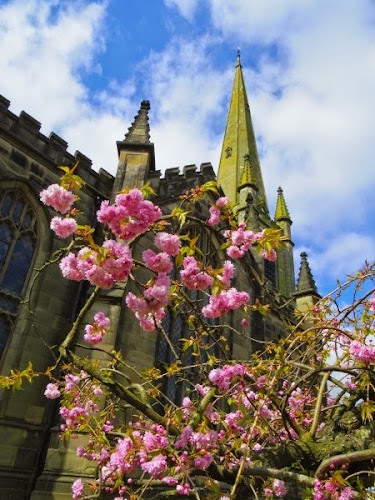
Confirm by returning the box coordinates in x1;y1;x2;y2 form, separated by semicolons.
296;252;318;294
217;54;267;210
123;100;151;145
113;100;155;195
275;187;291;222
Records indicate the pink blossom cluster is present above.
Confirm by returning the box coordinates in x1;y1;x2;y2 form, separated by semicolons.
313;479;355;500
59;376;101;433
349;339;375;364
264;479;287;498
40;184;75;214
207;196;229;226
126;232;181;332
154;232;181;256
126;273;170;331
60;239;133;289
44;383;61;399
181;256;214;290
208;364;248;391
50;216;77;238
71;479;84;499
142;249;173;274
287;387;313;420
202;288;249;318
224;223;260;259
97;189;162;241
84;312;110;344
95;422;207;496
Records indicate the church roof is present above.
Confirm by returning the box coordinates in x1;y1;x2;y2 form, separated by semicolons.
217;52;267;209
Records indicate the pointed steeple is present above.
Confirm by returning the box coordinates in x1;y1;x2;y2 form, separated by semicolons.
239;154;258;190
123;100;151;145
218;54;267;210
296;252;318;294
113;101;155;195
275;187;291;222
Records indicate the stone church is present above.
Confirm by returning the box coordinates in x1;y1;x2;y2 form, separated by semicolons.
0;55;319;498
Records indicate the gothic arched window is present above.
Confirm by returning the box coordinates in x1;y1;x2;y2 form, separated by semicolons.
0;189;38;356
155;227;220;405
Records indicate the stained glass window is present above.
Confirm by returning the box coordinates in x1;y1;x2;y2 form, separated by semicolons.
0;189;37;357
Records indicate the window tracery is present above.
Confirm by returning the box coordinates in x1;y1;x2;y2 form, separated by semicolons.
0;189;37;356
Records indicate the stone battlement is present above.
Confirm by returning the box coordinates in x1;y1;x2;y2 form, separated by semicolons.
148;162;216;200
0;95;113;193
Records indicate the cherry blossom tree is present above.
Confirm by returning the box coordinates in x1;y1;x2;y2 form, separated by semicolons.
1;166;375;500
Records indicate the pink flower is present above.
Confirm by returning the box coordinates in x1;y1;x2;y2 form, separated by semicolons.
262;248;277;262
202;288;249;318
349;339;375;363
59;241;133;289
181;256;213;290
207;205;220;226
273;479;287;497
194;452;213;470
84;312;110;344
370;296;375;312
50;217;77;238
227;245;244;259
44;383;61;399
339;487;355;500
97;188;162;241
142;249;173;274
219;260;235;287
40;184;75;214
154;232;181;256
64;373;81;392
175;426;193;449
162;476;178;486
216;196;228;208
176;483;191;496
126;274;170;331
141;454;167;478
71;479;84;499
208;364;248;391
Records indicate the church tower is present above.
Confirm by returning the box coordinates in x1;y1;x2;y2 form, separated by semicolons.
217;51;268;215
218;53;297;297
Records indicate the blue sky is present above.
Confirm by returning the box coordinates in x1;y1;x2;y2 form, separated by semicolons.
0;0;374;296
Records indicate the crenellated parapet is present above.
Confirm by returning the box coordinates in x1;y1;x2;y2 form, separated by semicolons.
0;95;113;197
148;162;216;201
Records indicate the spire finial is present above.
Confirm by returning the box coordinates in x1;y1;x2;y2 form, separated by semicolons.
236;48;241;67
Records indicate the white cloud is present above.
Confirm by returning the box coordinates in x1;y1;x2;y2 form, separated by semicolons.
208;0;316;44
164;0;199;22
295;232;375;294
140;37;232;170
0;0;106;127
202;0;375;288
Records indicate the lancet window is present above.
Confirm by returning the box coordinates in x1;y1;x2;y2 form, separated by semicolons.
0;189;38;356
